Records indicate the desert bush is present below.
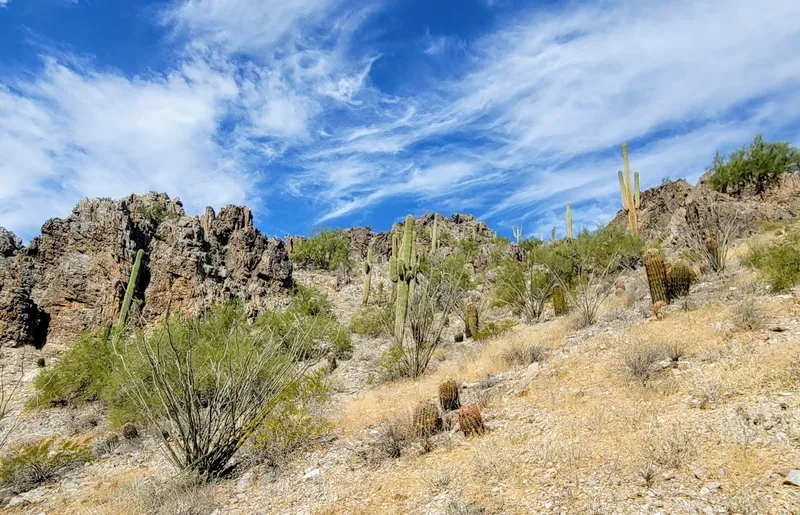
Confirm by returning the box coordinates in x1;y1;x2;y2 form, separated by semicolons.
290;284;334;317
646;423;697;469
474;319;516;342
375;414;412;459
31;330;115;409
111;304;320;480
681;203;739;273
501;342;547;367
250;370;331;466
622;343;668;385
0;349;25;449
730;297;766;332
0;438;92;494
291;228;351;271
118;476;218;515
708;135;800;194
140;204;179;226
745;229;800;292
257;307;351;360
492;257;554;323
349;305;389;338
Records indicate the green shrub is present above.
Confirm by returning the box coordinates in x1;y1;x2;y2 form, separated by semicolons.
745;230;800;292
140;204;178;226
708;135;800;194
258;309;351;360
251;370;332;466
474;319;516;342
349;306;388;337
0;438;92;494
291;228;351;271
31;330;115;408
290;284;334;317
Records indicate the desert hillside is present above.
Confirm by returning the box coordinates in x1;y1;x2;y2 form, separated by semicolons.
1;146;800;514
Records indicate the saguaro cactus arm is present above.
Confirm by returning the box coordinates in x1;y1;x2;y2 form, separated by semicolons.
566;204;573;240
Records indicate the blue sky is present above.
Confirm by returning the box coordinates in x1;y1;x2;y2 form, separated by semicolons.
2;0;800;243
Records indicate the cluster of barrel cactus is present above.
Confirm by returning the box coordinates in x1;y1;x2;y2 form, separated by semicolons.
643;249;696;310
408;380;484;441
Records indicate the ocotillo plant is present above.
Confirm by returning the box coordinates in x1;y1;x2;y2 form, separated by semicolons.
566;204;573;240
643;248;669;307
513;226;523;245
118;249;144;330
393;215;419;344
618;142;641;235
362;241;374;306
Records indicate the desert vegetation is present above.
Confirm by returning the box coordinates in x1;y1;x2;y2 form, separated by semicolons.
1;137;800;513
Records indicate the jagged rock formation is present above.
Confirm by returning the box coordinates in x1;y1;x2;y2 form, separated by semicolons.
612;172;800;242
0;193;292;348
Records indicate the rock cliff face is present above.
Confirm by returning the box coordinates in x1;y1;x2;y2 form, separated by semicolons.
611;173;800;242
0;193;292;348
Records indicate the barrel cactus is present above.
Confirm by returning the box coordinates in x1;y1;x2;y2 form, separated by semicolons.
457;404;485;437
412;400;442;438
667;259;693;300
438;379;461;412
643;248;669;306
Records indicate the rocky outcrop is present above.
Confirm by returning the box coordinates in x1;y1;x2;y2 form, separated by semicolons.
0;193;292;348
612;173;799;243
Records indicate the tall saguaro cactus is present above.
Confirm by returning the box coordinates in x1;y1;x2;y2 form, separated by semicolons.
618;142;641;235
393;215;419;344
566;204;573;240
513;226;523;245
362;242;374;306
118;249;144;329
430;216;439;251
551;226;557;242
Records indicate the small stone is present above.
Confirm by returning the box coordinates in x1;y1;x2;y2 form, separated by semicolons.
693;468;707;480
599;343;607;350
706;481;722;491
303;468;321;480
783;470;800;487
764;470;773;480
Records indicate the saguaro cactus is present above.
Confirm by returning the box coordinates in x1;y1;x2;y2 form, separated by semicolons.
118;249;144;329
394;215;419;344
513;226;523;245
551;226;557;242
643;248;669;306
430;216;439;251
618;142;640;235
362;241;374;306
566;204;573;240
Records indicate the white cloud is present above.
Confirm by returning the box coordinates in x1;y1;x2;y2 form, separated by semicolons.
297;0;800;227
0;0;9;7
